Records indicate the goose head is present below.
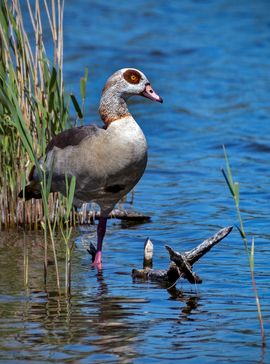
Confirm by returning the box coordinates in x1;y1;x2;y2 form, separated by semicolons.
105;68;163;103
99;68;163;124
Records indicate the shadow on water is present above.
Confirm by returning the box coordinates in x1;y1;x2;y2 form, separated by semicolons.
0;231;139;361
0;230;206;363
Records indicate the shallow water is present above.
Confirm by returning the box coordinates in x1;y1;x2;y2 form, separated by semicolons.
1;0;270;362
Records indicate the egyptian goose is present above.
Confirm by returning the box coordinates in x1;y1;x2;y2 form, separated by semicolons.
19;68;163;266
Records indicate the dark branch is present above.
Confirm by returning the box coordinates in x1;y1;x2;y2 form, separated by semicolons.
132;226;233;285
78;209;151;224
183;226;233;265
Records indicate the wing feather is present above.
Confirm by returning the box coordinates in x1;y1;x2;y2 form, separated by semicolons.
46;125;101;152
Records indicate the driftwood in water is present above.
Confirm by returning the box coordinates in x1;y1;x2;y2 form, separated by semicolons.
77;208;151;225
132;226;233;286
109;209;150;221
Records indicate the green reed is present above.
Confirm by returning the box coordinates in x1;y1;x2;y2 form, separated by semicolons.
0;0;85;227
61;175;76;294
222;145;265;347
0;0;84;293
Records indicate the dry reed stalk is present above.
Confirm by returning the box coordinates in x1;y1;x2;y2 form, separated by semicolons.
0;0;68;228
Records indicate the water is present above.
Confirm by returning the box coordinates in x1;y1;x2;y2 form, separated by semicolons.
1;0;270;362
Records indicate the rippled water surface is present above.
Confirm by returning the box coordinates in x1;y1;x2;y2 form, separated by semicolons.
1;0;270;362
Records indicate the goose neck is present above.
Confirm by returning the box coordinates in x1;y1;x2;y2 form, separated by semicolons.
99;91;131;126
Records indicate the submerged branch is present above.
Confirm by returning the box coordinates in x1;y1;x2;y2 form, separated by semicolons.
92;209;150;222
132;226;233;285
183;226;233;265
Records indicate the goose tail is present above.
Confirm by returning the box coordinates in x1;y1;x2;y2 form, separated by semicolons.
18;181;42;200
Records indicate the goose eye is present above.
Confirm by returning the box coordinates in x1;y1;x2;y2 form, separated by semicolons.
123;69;141;84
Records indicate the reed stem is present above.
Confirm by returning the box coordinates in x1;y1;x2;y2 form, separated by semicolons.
222;145;265;347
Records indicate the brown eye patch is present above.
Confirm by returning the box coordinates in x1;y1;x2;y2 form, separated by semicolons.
123;69;141;84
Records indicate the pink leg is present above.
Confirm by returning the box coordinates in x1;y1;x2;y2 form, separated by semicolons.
93;216;107;267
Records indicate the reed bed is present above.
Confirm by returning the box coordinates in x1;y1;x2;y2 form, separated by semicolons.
0;0;88;293
0;0;87;229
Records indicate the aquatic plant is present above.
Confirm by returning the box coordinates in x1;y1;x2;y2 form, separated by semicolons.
0;0;86;228
0;0;84;292
222;145;265;347
0;0;61;227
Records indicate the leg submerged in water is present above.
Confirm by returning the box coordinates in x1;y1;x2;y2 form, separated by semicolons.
93;216;108;267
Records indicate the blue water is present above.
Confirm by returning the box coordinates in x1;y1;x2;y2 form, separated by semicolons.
1;0;270;362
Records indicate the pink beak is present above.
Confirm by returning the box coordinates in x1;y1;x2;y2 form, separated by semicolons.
141;83;163;103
